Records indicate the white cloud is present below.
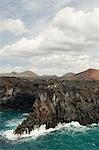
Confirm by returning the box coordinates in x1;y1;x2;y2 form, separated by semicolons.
0;7;99;75
43;7;99;52
0;19;29;35
28;52;90;75
1;36;44;57
2;7;99;55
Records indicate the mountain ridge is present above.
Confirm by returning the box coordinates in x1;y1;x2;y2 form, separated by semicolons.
0;68;99;80
62;72;75;78
0;71;39;78
68;68;99;80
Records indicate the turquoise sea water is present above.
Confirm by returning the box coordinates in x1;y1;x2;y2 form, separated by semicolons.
0;110;99;150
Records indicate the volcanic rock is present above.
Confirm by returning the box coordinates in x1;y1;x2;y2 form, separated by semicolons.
68;69;99;80
14;79;99;134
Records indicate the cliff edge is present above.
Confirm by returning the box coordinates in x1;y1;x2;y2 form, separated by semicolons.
0;77;99;135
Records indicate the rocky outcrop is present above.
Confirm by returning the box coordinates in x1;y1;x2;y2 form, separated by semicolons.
14;79;99;135
0;77;35;111
0;77;99;134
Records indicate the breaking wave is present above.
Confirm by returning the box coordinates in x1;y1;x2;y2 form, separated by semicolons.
5;118;25;128
1;121;92;141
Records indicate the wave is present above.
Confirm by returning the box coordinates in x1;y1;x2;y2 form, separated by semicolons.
1;121;91;141
4;113;29;128
22;113;29;117
5;118;25;128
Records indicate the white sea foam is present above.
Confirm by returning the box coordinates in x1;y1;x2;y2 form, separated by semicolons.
22;113;29;117
5;118;25;128
5;113;29;128
1;121;90;141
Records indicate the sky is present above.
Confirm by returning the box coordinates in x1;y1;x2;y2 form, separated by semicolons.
0;0;99;76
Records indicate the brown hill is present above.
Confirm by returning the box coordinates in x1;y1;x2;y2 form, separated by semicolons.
40;75;58;79
62;72;75;79
0;71;39;78
69;69;99;80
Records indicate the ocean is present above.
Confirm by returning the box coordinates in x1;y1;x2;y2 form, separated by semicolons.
0;110;99;150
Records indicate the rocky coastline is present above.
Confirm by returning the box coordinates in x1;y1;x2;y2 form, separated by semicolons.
0;77;99;135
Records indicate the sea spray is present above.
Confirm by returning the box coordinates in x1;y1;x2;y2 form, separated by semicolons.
5;118;25;128
2;121;90;141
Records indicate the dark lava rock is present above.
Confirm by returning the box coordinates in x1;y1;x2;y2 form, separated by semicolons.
14;79;99;134
0;77;99;134
0;77;35;111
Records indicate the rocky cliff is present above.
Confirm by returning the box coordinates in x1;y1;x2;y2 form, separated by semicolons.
0;77;35;111
0;77;99;135
15;79;99;135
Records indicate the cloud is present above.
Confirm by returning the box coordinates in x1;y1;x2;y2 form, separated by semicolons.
28;52;90;75
22;0;70;11
1;36;44;57
43;7;99;52
0;7;99;75
0;19;29;35
69;0;99;10
1;7;99;54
